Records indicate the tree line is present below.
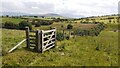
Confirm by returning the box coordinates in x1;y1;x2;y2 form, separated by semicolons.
2;19;54;30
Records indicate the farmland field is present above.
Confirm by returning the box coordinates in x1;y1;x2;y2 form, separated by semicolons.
1;17;24;24
1;23;118;66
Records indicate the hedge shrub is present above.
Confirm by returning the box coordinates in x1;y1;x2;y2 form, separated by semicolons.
67;24;73;29
4;21;19;29
19;21;32;30
56;32;64;41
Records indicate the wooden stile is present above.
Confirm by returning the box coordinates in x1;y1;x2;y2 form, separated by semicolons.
25;27;56;53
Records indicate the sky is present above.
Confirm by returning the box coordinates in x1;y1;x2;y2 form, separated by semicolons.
1;0;120;17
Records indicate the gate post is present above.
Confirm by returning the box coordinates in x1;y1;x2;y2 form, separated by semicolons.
25;27;30;48
36;30;41;52
52;27;57;46
41;30;44;53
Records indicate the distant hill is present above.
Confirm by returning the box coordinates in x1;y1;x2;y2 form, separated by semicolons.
40;13;62;17
0;12;29;16
0;12;84;18
1;12;63;17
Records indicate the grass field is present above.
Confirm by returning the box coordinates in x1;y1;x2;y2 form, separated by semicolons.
77;15;118;24
21;17;53;20
2;23;118;66
1;17;24;24
33;22;97;31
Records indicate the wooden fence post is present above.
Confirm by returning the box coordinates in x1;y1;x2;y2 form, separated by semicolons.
41;30;44;53
25;27;30;48
53;27;56;46
36;30;41;52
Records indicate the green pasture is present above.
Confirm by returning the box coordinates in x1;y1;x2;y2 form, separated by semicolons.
2;23;118;66
1;17;24;24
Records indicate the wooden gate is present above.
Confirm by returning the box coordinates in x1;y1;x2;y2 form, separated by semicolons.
25;27;56;53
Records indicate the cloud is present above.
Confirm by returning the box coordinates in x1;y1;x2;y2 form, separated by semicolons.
2;1;27;13
2;0;55;14
54;0;119;17
23;2;55;14
118;1;120;14
1;0;119;17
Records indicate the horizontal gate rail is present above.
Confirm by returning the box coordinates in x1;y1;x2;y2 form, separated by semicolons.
43;34;54;38
30;30;37;33
44;41;55;48
29;35;36;37
43;44;55;52
43;38;55;43
29;38;35;40
43;29;56;33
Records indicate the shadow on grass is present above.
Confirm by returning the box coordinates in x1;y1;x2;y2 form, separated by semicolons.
22;47;38;53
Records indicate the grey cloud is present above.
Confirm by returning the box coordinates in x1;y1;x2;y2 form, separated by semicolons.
2;1;55;14
2;2;27;12
57;8;84;18
24;2;54;9
23;2;55;14
2;2;18;11
1;0;119;17
118;1;120;14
